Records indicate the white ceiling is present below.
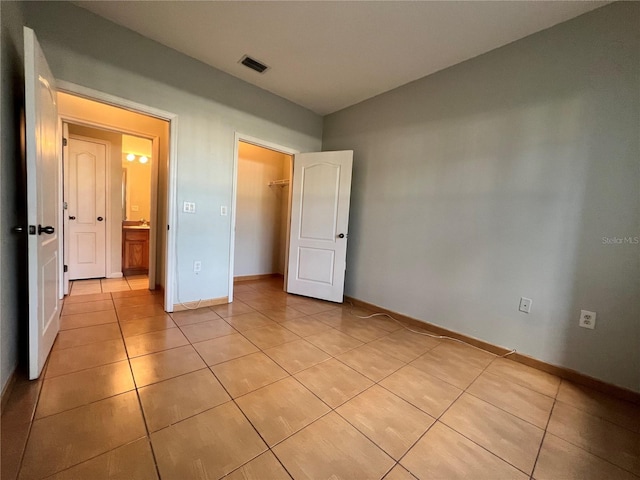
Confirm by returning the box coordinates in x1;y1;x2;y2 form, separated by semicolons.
73;1;607;115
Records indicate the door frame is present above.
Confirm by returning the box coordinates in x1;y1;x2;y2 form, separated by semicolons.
57;80;178;313
60;119;158;286
60;119;158;287
229;133;298;302
64;133;112;282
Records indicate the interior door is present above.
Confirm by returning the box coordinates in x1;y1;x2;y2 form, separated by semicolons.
67;137;107;279
287;151;353;302
24;27;61;379
62;122;70;294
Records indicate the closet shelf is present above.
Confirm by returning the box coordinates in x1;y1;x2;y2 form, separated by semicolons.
268;179;290;187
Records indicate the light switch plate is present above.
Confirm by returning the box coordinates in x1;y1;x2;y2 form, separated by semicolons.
183;201;196;213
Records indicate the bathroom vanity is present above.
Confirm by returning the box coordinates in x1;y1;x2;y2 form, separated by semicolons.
122;224;149;275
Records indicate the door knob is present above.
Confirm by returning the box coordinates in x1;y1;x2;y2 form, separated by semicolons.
69;216;76;220
97;217;104;221
337;233;346;238
12;226;24;233
38;225;55;235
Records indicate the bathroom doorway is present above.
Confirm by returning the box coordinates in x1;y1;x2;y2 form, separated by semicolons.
59;92;170;297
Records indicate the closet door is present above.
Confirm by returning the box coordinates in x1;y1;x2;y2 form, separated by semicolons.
287;151;353;302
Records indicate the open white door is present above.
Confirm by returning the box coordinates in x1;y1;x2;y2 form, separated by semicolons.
25;27;61;379
287;151;353;302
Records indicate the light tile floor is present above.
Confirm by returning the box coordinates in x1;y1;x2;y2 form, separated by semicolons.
69;275;150;295
2;277;640;479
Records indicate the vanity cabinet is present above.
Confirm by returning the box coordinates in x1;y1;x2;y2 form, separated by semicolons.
122;228;149;275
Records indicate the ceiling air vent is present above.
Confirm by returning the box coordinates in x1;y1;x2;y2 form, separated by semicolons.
239;55;269;74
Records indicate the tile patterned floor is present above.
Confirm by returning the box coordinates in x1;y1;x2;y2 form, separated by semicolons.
69;275;150;295
2;277;640;480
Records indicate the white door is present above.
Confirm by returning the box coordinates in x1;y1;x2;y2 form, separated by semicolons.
67;137;107;279
287;151;353;302
24;27;61;379
62;123;70;295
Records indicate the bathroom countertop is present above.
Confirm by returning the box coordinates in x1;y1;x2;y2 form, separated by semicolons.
122;225;150;230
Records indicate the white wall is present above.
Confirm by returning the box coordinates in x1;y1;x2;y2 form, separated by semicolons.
67;124;123;277
323;3;640;392
234;142;291;277
22;1;322;305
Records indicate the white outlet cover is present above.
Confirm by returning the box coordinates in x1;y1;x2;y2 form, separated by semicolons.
519;297;532;314
579;310;596;329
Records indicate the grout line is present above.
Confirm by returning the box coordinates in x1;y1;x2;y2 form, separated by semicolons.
423;358;534;477
530;398;556;480
12;381;45;479
461;388;550;431
112;292;164;480
186;334;284;476
539;408;640;478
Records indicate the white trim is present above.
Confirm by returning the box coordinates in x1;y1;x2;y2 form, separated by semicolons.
229;133;299;303
61;121;69;295
59;114;155;142
67;133;111;280
57;81;178;312
57;81;175;121
148;137;160;291
59;124;160;287
283;156;294;291
166;118;179;312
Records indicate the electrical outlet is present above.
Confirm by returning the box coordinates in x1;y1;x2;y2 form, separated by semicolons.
220;206;228;216
519;297;532;314
131;205;139;212
183;202;196;214
579;310;596;329
193;261;202;273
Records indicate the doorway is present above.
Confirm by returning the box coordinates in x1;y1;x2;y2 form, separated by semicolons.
229;136;298;301
58;91;172;306
229;136;354;304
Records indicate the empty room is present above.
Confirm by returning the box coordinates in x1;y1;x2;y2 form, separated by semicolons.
1;1;638;479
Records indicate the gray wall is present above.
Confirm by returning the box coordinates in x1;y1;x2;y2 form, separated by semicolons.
323;3;640;392
21;1;322;306
1;1;28;392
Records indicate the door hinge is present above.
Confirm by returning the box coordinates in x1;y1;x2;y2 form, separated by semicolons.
167;225;170;230
62;137;67;147
64;265;68;273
